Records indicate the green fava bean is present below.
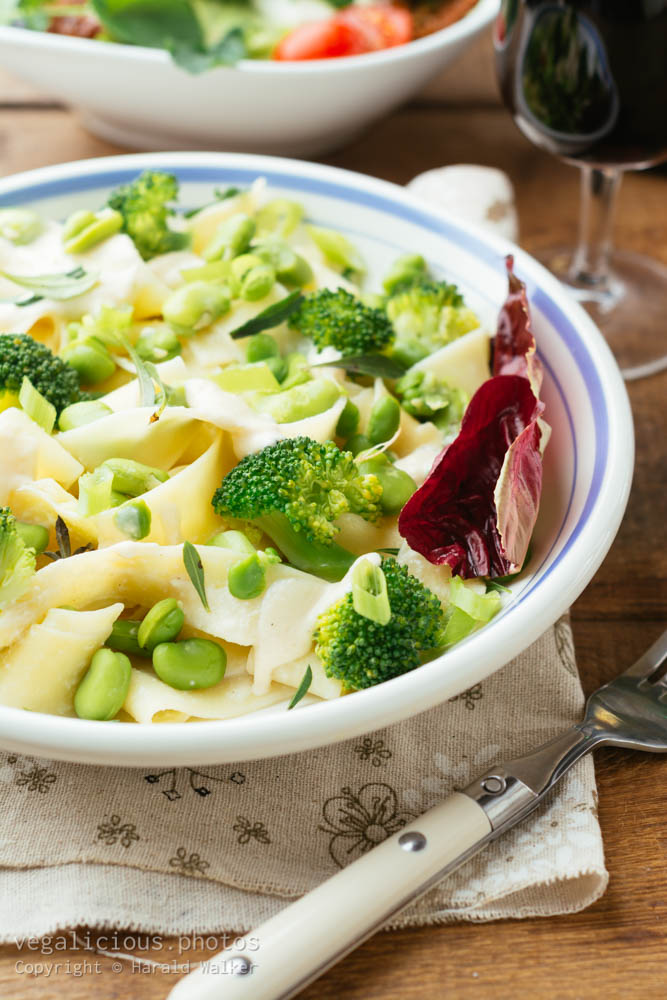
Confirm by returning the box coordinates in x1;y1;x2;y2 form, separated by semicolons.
346;433;371;456
358;454;416;514
246;332;280;363
138;598;184;651
336;399;360;438
241;264;275;302
0;208;43;245
14;520;49;555
153;638;227;691
367;395;401;446
62;209;96;242
58;399;113;431
136;326;182;363
228;553;266;600
207;529;256;555
204;214;256;262
106;619;148;658
253;378;339;424
61;337;116;385
64;208;122;254
101;457;168;496
163;281;230;335
114;500;151;540
265;355;288;382
74;648;132;721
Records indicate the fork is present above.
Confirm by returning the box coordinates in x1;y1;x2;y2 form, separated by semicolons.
168;630;667;1000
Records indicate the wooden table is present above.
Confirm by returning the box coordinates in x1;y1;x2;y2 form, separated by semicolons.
0;60;666;1000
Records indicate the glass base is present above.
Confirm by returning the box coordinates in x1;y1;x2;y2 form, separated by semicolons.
535;247;667;381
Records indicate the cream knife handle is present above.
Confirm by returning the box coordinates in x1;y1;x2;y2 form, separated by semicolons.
167;792;491;1000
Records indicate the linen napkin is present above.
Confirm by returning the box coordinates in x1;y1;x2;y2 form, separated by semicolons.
0;614;607;940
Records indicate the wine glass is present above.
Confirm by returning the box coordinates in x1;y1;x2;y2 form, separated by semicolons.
494;0;667;380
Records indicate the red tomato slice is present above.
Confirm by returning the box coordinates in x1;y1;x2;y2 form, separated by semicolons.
273;5;413;61
337;6;413;50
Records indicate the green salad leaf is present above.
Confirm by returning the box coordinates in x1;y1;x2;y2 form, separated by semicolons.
91;0;246;73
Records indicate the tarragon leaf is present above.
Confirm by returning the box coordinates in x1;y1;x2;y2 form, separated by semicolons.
312;353;407;380
183;540;209;611
230;291;304;339
287;665;313;710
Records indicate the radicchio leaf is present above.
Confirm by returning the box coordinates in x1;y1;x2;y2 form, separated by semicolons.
397;260;547;579
398;375;543;577
494;255;543;396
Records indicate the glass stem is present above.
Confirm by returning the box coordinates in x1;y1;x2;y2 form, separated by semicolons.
569;166;621;289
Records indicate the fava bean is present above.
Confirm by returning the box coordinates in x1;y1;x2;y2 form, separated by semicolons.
335;399;360;439
358;454;416;514
64;208;123;254
106;619;148;658
240;264;275;302
246;332;280;363
136;326;182;363
153;638;226;690
265;355;288;382
138;598;184;651
61;337;116;385
228;553;266;600
58;399;113;431
14;520;49;555
203;214;255;262
367;395;401;446
207;530;256;555
101;458;168;496
345;433;371;456
253;378;339;424
163;281;230;335
74;648;132;721
114;500;151;540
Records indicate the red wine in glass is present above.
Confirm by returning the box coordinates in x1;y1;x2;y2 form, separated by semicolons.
495;0;667;379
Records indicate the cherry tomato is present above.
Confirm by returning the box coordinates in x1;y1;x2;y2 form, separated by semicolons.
273;5;413;61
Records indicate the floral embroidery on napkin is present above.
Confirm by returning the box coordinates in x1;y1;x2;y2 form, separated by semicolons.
319;783;415;867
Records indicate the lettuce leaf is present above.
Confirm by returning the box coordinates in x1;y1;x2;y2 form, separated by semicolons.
493;254;543;396
397;261;546;579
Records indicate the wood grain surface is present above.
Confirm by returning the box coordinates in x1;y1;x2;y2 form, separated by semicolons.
0;60;666;1000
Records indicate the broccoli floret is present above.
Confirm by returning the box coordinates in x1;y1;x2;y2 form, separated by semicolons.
314;558;444;689
288;288;394;357
386;277;479;365
395;369;468;429
211;436;383;581
107;170;189;261
0;334;82;415
0;507;36;609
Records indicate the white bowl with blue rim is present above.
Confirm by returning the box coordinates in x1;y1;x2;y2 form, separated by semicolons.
0;0;497;157
0;152;633;766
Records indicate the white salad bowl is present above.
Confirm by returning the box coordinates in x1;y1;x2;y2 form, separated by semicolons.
0;1;497;156
0;151;633;766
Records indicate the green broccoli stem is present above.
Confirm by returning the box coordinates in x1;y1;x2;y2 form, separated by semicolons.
255;513;355;583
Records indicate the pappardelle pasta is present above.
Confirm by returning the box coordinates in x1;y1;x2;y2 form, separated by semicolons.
0;173;546;723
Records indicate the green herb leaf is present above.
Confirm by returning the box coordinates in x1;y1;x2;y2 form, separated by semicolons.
91;0;202;49
230;291;304;339
287;665;313;710
485;579;511;594
43;515;93;561
183;539;209;611
168;27;246;74
312;353;407;380
0;265;98;302
376;547;400;556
